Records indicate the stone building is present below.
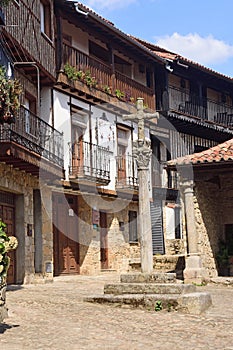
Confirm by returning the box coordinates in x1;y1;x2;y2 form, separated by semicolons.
167;139;233;279
0;1;233;283
0;1;64;284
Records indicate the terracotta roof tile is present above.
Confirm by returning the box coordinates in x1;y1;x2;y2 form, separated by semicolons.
167;138;233;166
131;36;233;82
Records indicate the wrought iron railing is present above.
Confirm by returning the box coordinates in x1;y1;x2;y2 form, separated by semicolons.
62;43;155;109
0;105;64;167
168;85;233;127
116;154;138;188
69;140;112;184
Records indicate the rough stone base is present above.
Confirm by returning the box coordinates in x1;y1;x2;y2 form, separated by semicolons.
183;255;208;284
85;272;212;315
85;292;212;315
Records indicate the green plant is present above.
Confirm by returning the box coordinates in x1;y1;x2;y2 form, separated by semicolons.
103;85;111;94
115;89;125;99
0;220;18;284
84;71;97;87
64;64;97;87
0;66;22;124
0;0;12;6
64;63;78;80
154;300;162;311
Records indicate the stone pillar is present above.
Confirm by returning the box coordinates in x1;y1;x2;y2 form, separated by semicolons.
40;185;53;281
181;179;207;283
24;189;35;284
134;139;153;273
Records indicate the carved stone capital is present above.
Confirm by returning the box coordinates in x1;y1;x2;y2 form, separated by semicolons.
133;139;152;170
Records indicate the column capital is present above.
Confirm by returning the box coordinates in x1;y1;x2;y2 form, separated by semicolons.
133;139;152;170
179;178;194;194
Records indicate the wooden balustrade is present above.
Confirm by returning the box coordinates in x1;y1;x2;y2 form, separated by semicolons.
169;85;233;128
62;43;155;109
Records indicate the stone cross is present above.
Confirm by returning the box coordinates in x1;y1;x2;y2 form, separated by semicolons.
122;98;159;273
123;98;159;141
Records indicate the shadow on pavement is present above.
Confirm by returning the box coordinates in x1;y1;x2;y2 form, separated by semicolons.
0;323;20;334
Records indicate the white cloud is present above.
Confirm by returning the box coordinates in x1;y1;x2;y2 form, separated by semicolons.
155;32;233;65
84;0;137;11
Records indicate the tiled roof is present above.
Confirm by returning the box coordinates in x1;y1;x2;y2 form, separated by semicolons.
167;138;233;167
61;2;164;64
132;36;233;82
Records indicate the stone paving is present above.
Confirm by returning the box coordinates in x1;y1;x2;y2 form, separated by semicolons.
0;273;233;350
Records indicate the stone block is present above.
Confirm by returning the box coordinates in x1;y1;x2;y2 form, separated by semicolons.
85;291;212;314
120;272;176;284
178;292;212;314
104;283;196;295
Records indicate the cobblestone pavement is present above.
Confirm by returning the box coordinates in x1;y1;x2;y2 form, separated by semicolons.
1;274;233;350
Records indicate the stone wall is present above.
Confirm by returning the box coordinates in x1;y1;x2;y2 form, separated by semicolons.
78;194;140;274
0;163;53;284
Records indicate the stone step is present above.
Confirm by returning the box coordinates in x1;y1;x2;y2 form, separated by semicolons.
85;292;212;315
104;283;196;295
120;272;177;284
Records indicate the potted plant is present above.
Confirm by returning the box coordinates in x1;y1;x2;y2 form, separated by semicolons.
0;65;22;124
0;220;18;323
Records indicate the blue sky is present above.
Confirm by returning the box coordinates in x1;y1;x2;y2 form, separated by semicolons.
80;0;233;78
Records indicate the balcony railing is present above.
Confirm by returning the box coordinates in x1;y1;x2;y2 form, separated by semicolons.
69;141;112;185
62;43;155;109
116;154;138;189
0;105;64;167
168;85;233;127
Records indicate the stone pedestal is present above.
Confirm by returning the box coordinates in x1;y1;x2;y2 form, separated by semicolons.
183;255;207;284
181;178;208;283
0;282;8;323
85;272;212;314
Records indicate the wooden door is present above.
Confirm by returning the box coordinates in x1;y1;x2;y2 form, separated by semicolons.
100;211;108;270
53;194;79;276
72;126;84;174
117;144;126;183
0;204;15;284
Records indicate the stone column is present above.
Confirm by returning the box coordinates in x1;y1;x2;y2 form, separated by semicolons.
181;178;207;283
134;139;153;273
40;185;53;281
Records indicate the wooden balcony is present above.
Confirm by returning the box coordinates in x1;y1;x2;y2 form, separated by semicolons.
60;43;155;110
0;106;64;179
168;85;233;128
116;154;138;190
69;141;112;186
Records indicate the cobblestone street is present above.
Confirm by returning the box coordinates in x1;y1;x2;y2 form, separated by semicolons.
1;274;233;350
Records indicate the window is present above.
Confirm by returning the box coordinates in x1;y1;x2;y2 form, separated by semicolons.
129;211;138;242
24;93;36;135
117;125;131;184
40;0;52;39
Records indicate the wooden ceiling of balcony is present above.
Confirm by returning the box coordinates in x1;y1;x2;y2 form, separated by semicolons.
1;30;55;86
163;112;233;143
0;142;64;181
55;2;162;67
